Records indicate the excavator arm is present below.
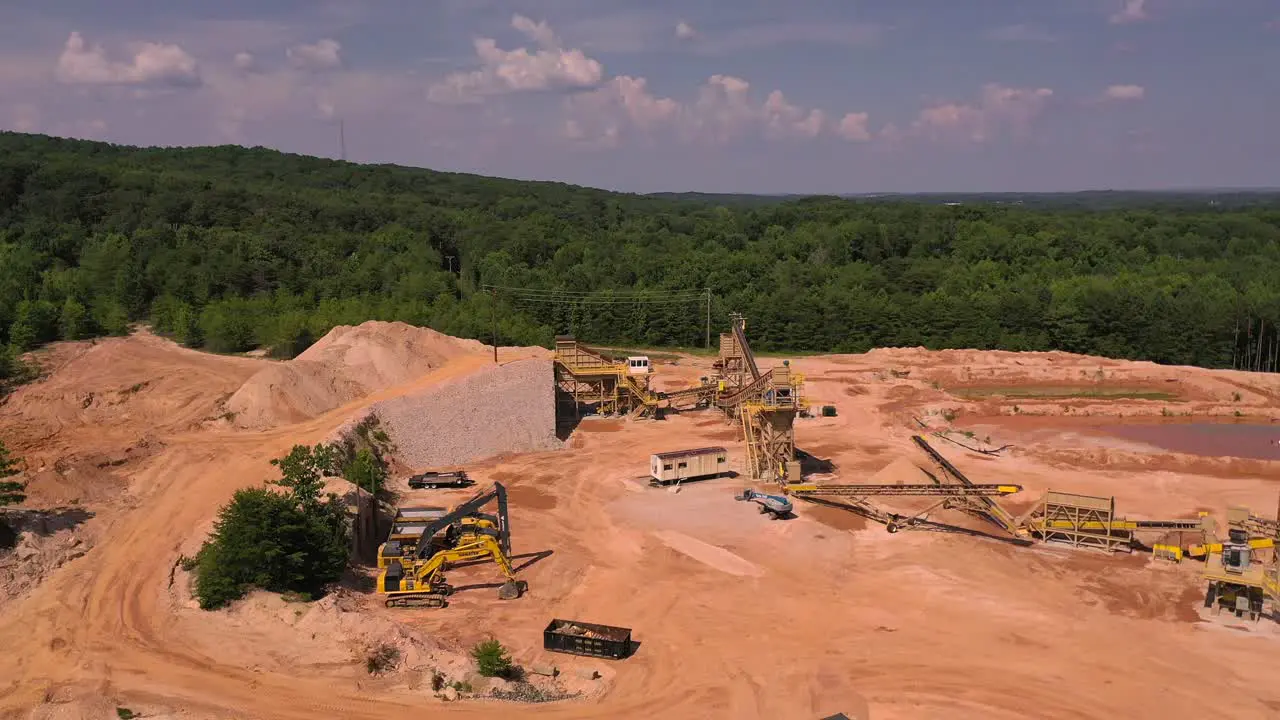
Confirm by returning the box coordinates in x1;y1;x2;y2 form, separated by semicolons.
411;482;510;560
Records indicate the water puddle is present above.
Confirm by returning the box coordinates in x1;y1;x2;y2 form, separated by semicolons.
1096;423;1280;461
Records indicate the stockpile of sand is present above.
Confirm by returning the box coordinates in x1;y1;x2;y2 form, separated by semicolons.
371;358;562;468
225;321;486;427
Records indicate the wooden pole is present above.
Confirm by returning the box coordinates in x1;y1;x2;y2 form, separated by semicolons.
490;289;498;364
705;288;711;350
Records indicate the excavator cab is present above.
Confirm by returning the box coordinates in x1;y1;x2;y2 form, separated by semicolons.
378;482;523;609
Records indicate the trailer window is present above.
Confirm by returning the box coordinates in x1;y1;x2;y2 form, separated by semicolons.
677;462;687;469
717;457;726;463
663;464;673;471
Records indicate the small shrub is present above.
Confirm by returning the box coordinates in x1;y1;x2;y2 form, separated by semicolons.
1232;392;1242;402
941;408;957;423
431;671;446;692
365;643;400;675
1161;407;1172;417
116;709;138;720
472;639;514;678
452;680;473;693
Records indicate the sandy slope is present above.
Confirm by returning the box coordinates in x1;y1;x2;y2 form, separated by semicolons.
2;330;1279;720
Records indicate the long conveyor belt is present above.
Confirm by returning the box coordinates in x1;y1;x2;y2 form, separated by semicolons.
784;483;1022;497
911;435;1026;536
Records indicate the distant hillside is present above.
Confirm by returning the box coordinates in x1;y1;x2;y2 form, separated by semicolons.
648;189;1280;211
1;130;1279;382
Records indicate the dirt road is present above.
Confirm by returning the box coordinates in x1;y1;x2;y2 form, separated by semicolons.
2;333;1279;719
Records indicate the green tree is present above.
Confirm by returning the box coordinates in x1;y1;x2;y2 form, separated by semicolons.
471;639;514;678
270;444;339;508
0;440;25;506
59;297;90;340
193;444;349;609
343;447;386;496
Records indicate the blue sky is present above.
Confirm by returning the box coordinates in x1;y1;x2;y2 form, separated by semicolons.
1;0;1277;193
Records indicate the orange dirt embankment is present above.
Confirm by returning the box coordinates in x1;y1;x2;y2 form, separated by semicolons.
224;321;489;428
3;332;1280;719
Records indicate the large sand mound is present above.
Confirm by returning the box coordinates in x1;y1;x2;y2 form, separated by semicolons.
225;321;486;427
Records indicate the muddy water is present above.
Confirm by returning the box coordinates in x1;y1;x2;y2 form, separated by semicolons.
1098;423;1280;461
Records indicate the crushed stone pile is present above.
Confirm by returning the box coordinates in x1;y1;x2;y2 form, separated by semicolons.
370;358;562;468
225;321;486;428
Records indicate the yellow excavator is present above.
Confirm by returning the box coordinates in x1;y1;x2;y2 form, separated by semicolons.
377;482;524;608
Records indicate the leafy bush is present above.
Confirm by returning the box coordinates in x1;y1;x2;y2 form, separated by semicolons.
193;444;349;609
471;639;514;678
343;447;386;495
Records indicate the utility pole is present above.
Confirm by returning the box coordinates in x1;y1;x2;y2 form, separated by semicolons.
445;255;456;273
705;288;711;350
339;119;346;161
490;288;498;364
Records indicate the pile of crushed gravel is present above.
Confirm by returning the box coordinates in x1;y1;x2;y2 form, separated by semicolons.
371;358;561;468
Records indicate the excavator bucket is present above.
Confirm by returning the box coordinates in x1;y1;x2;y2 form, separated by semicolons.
498;581;523;600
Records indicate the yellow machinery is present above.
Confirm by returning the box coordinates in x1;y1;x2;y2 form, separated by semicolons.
553;337;663;417
1201;506;1275;621
376;482;524;609
713;315;807;483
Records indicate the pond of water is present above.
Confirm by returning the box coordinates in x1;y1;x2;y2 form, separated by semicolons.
1098;422;1280;461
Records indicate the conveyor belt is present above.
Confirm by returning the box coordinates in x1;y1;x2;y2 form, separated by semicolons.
1031;518;1204;532
784;483;1022;497
733;318;761;381
911;435;1025;537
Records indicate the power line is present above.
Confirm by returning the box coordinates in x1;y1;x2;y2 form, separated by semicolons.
483;284;704;299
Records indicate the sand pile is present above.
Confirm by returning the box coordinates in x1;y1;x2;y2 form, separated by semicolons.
225;321;486;427
368;358;562;468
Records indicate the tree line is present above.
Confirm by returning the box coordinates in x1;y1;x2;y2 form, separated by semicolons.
2;130;1279;378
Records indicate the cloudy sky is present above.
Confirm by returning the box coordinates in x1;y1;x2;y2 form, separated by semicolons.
1;0;1277;194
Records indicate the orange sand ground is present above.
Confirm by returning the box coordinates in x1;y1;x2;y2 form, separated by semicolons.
1;327;1279;720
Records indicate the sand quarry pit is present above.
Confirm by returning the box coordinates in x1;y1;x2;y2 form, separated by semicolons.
2;325;1280;719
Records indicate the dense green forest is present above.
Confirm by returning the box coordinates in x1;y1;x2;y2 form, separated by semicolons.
2;130;1280;382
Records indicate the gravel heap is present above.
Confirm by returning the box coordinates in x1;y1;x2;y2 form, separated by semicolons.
372;358;561;468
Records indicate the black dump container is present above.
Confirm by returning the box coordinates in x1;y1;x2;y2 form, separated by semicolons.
543;619;633;660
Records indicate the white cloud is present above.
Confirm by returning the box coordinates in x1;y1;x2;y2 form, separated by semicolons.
761;90;826;139
563;72;833;147
429;14;604;103
1110;0;1148;25
837;112;871;142
233;52;255;72
511;14;558;48
675;21;698;41
562;74;677;146
287;39;342;71
1104;84;1145;100
896;84;1054;143
56;32;201;87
